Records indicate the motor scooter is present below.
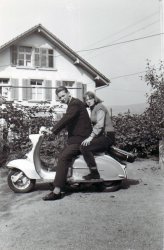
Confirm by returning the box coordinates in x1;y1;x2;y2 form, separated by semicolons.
6;127;135;193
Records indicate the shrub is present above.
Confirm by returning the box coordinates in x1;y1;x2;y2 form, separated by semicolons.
112;60;164;157
113;111;159;157
0;103;65;166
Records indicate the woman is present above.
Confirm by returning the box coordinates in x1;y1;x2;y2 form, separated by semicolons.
80;91;115;180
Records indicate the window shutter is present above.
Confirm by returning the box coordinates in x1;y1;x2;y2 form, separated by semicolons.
76;82;83;100
11;79;19;100
22;79;31;100
10;45;17;66
45;80;52;101
48;49;54;68
82;84;87;95
34;48;40;67
40;48;47;67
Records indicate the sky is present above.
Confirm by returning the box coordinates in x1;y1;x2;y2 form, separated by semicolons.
0;0;161;106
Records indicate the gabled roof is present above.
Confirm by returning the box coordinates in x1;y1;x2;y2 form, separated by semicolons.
0;24;110;87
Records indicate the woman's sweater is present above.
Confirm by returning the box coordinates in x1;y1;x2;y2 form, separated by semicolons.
90;103;114;137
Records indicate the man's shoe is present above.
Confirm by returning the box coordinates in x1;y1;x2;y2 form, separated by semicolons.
83;172;100;180
42;192;62;201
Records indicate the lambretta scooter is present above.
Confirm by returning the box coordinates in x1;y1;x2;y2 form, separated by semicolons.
6;127;135;193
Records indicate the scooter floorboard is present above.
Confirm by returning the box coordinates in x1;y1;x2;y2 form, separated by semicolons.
68;178;104;184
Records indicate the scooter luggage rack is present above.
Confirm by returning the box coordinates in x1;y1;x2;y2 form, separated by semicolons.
108;146;136;163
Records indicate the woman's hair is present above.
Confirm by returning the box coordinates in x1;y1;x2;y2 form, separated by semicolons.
83;91;102;104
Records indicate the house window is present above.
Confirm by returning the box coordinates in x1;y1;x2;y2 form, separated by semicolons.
57;81;74;87
11;46;54;68
0;79;9;99
34;48;54;68
56;81;74;101
18;46;32;66
31;80;43;100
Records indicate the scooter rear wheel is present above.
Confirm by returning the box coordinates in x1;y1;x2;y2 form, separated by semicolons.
94;183;106;192
104;180;123;192
8;169;36;193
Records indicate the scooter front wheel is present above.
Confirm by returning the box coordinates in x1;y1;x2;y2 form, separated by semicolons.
7;169;36;193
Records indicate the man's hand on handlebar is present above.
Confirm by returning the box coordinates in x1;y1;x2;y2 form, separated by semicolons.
39;126;53;135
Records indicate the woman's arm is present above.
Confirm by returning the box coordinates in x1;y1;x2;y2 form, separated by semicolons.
81;109;105;146
90;109;105;137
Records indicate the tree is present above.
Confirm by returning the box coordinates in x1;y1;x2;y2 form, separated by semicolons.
143;60;164;138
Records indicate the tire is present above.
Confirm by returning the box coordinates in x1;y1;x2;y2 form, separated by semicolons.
104;180;122;192
94;183;106;192
7;169;36;193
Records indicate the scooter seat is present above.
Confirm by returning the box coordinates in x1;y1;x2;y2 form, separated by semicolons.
73;152;105;160
93;152;106;157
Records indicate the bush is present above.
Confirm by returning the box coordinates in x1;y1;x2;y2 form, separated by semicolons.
0;103;65;166
113;111;159;157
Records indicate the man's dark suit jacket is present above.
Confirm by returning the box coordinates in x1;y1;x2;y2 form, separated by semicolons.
52;97;92;144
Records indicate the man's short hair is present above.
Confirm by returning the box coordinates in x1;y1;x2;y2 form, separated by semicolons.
55;86;68;96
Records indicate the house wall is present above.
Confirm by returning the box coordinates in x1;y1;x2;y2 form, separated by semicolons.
0;49;10;69
0;33;95;102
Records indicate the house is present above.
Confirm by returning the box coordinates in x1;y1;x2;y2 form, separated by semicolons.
0;24;110;104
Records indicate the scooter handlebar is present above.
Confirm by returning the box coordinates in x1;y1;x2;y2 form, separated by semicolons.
39;126;52;135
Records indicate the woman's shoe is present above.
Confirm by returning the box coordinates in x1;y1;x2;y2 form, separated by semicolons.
83;172;100;180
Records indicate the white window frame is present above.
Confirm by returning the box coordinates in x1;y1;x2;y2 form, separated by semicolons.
34;48;54;68
30;79;44;101
0;79;10;99
11;45;54;69
56;80;75;101
17;46;32;67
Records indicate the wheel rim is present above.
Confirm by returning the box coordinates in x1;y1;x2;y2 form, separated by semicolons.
11;170;31;190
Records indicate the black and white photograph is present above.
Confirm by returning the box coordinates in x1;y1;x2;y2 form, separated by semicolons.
0;0;163;249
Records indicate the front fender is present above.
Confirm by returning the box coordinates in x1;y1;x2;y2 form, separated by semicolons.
6;159;41;179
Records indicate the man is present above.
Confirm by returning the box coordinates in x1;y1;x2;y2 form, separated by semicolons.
43;86;92;201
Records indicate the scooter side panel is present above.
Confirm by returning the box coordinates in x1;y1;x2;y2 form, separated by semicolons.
96;155;127;180
72;155;127;181
71;156;90;180
7;159;41;179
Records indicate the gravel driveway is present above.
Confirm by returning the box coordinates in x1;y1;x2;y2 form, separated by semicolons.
0;158;164;250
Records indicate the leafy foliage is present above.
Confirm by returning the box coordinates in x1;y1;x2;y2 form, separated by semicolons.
0;103;66;166
113;112;159;157
113;60;164;157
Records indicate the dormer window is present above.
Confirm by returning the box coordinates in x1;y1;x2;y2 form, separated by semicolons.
18;46;32;66
34;48;53;68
